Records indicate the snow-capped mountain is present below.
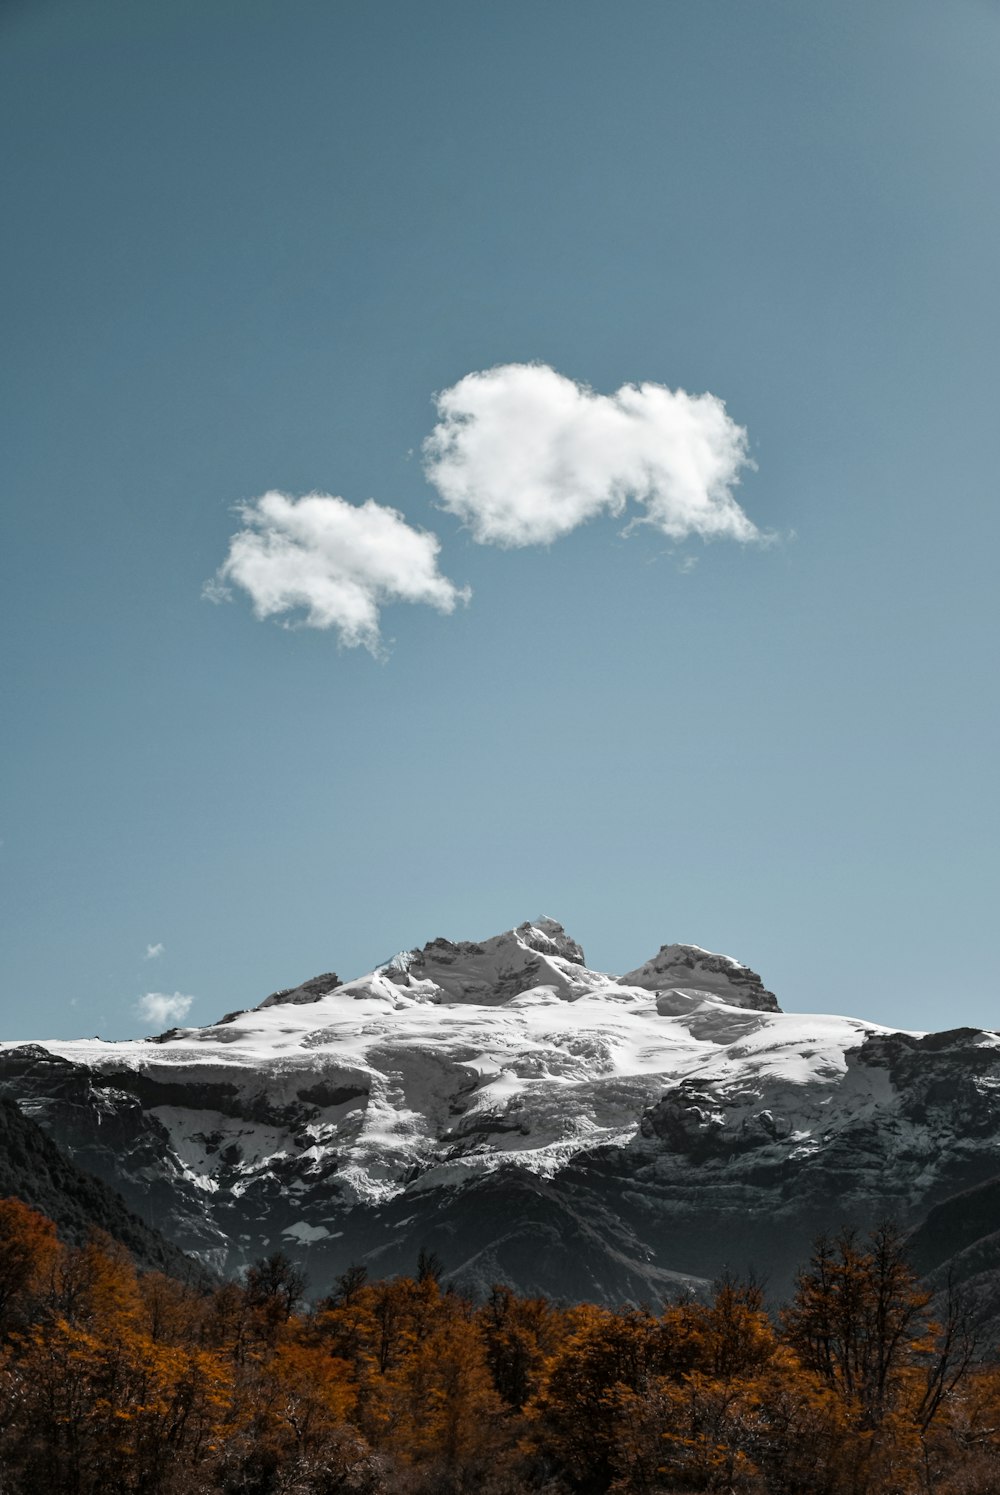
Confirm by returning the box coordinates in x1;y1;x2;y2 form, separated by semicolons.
2;917;998;1304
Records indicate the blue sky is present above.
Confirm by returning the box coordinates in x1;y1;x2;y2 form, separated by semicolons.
2;0;998;1039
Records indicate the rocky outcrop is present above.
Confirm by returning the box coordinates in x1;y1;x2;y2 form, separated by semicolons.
258;972;342;1008
621;944;780;1011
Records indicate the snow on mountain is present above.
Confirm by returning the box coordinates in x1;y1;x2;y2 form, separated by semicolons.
1;918;997;1304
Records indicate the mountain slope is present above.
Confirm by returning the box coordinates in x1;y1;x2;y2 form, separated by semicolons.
0;1089;212;1285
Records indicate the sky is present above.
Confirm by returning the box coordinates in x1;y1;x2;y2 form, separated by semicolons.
1;0;998;1040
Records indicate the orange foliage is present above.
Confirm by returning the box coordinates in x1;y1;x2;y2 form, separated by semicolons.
0;1197;59;1334
0;1197;998;1495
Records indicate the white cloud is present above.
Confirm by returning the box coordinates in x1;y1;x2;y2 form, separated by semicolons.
144;942;165;960
206;491;470;654
423;363;760;548
135;992;194;1026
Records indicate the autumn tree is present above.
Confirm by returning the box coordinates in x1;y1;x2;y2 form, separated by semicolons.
478;1282;563;1410
0;1196;59;1338
783;1224;931;1425
140;1269;212;1347
652;1279;780;1491
0;1233;232;1494
383;1304;505;1481
245;1252;306;1316
1;1199;997;1495
527;1305;668;1491
778;1222;988;1494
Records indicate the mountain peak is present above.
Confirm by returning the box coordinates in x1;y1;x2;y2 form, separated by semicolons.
372;917;592;1006
514;916;586;966
249;921;779;1020
620;942;780;1012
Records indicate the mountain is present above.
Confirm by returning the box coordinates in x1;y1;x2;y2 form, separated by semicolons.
0;1089;212;1285
1;917;998;1304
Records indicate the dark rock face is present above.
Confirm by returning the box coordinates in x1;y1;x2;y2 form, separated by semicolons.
908;1175;1000;1280
857;1029;1000;1135
903;1173;1000;1351
608;1027;1000;1293
291;1170;707;1306
0;1045;232;1264
258;973;342;1008
0;1091;211;1285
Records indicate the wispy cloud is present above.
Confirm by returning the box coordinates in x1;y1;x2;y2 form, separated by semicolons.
135;992;194;1026
205;491;470;654
423;363;759;548
144;942;165;960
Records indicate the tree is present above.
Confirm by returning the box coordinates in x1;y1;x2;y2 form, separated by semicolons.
0;1196;59;1337
327;1262;368;1307
416;1247;444;1285
527;1305;666;1491
783;1223;931;1427
478;1283;561;1410
384;1307;504;1480
244;1251;307;1320
242;1251;308;1350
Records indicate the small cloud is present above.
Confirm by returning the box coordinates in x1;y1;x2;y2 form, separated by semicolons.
201;576;231;605
678;555;699;574
144;942;165;960
135;992;194;1026
205;491;470;655
423;363;760;549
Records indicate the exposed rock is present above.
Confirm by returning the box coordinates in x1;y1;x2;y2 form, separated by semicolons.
258;972;342;1008
0;1092;212;1286
622;943;780;1012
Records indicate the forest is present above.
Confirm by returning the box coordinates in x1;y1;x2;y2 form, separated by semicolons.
0;1196;997;1495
